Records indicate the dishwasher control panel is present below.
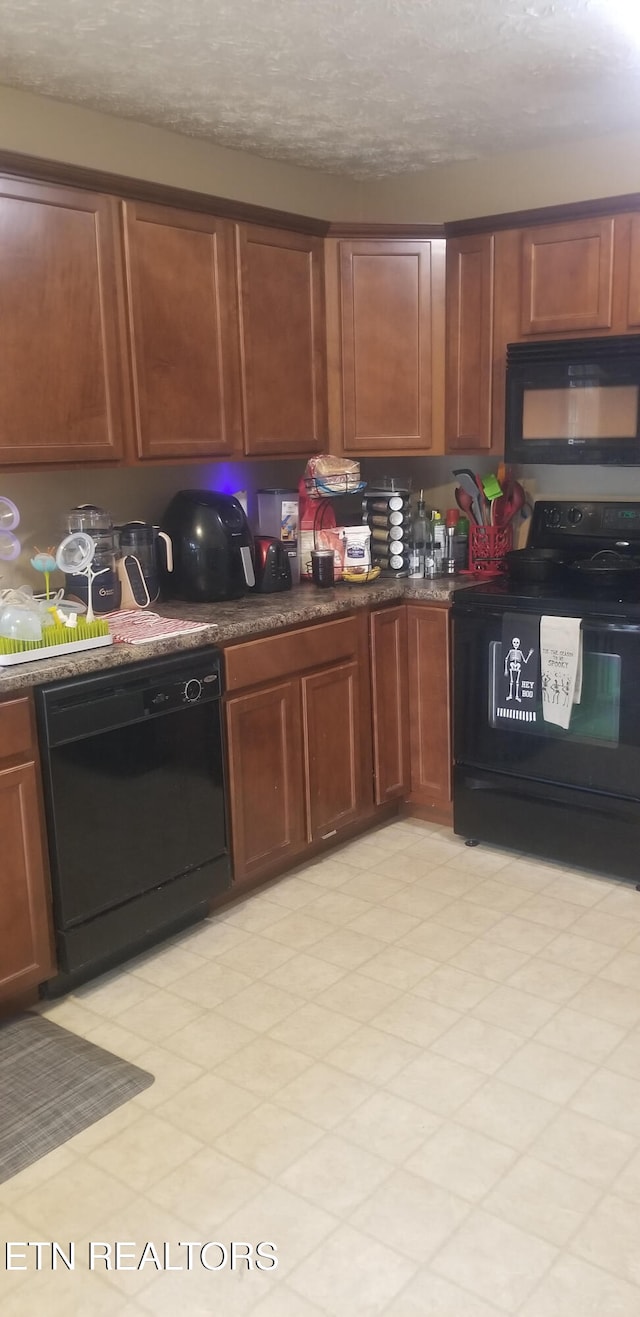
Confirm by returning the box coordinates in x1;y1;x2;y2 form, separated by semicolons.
144;668;219;713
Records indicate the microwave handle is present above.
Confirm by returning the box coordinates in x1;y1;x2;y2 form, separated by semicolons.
240;545;255;588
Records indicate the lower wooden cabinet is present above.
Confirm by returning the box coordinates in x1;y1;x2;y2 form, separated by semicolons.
0;696;55;1002
369;605;410;804
405;604;452;812
224;614;374;888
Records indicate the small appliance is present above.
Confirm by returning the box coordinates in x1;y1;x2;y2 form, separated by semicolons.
116;522;173;609
64;505;121;613
257;488;300;584
160;490;255;602
253;536;293;593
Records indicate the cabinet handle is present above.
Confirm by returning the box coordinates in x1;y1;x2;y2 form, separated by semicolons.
321;829;337;840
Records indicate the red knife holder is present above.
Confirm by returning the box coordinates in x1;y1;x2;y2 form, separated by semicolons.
468;524;513;574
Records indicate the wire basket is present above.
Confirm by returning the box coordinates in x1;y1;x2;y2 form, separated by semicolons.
304;475;366;498
468;524;513;574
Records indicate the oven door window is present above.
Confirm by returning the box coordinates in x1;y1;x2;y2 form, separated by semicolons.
489;642;621;746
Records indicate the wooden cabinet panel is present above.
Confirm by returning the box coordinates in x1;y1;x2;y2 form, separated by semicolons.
0;761;55;996
627;214;640;328
338;239;445;454
122;202;242;460
236;224;327;455
0;177;129;466
520;218;615;334
445;234;494;452
406;604;452;811
225;615;360;693
225;681;306;887
302;660;364;841
370;606;410;804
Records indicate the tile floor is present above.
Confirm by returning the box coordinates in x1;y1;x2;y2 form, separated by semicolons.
5;818;640;1314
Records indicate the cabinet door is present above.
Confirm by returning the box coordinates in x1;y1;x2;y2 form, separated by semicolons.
236;224;327;455
302;659;371;841
520;218;615;334
339;239;445;454
225;681;307;886
627;214;640;328
122;202;242;460
0;177;129;466
0;760;55;998
446;234;494;452
370;606;410;804
406;605;452;811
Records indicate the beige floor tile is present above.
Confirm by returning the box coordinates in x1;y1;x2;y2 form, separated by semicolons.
166;960;253;1008
540;872;613;908
216;1182;338;1279
74;970;155;1018
217;1099;323;1177
464;877;530;913
326;1022;419;1084
520;1253;640;1317
571;979;640;1030
302;889;373;925
532;1107;639;1188
275;1060;373;1129
444;844;514;877
329;842;388;873
88;1112;204;1191
484;914;557;955
600;950;640;991
420;863;485;897
56;1098;142;1158
450;936;531;983
148;1146;267;1230
388;1050;486;1116
571;1067;640;1137
433;899;504;937
571;1192;640;1286
219;894;287;932
280;1133;391;1216
570;909;637;949
431;1207;557;1312
534;1005;626;1065
613;1146;640;1204
407;1120;515;1202
261;909;336;950
268;1000;360;1057
215;980;306;1031
303;854;364;884
335;1089;441;1164
352;1167;470;1261
412;963;496;1011
498;1039;594;1103
263;950;347;998
216;932;296;978
506;955;589;1004
15;1160;136;1237
252;1284;328;1314
179;915;250;959
137;1256;276;1316
261;874;327;910
372;993;460;1049
514;893;581;931
1;1273;127;1316
310;927;387;969
215;1034;313;1097
118;987;205;1044
593;887;640;922
287;1223;416;1316
346;904;422;944
358;943;438;990
341;870;407;903
132;1045;203;1108
495;857;557;892
88;1193;206;1297
315;968;404;1021
540;929;617;974
81;1019;151;1062
381;883;458;920
456;1077;558;1150
157;1070;260;1141
605;1031;640;1082
37;995;108;1037
129;943;208;987
484;1153;600;1245
402;839;462;868
385;1270;504;1317
431;1014;522;1075
164;1011;257;1068
472;983;559;1038
398;920;474;962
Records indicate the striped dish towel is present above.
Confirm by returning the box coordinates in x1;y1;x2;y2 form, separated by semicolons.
106;610;211;644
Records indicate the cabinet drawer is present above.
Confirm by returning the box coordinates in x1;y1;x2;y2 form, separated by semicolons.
0;697;34;763
224;616;361;692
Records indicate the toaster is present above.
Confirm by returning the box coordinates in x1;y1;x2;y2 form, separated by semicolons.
253;537;293;593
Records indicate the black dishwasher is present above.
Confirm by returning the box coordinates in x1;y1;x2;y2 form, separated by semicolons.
36;647;230;995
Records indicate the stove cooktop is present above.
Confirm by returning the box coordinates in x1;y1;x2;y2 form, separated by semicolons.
454;577;640;619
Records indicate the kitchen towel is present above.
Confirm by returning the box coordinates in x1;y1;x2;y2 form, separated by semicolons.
106;609;210;644
540;615;583;730
496;611;540;726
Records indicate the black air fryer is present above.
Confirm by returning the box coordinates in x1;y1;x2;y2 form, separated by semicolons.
160;490;255;602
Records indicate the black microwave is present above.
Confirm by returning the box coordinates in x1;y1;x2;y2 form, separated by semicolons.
505;335;640;465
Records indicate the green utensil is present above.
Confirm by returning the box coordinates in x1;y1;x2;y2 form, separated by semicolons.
481;473;503;501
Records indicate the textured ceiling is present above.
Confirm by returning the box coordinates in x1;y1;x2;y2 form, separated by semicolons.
1;0;640;177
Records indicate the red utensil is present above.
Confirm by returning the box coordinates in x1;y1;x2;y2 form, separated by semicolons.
493;479;525;528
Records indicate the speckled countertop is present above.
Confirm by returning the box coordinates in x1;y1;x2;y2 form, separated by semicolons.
0;577;476;694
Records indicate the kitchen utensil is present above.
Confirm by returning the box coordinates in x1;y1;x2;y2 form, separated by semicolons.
55;532;103;623
504;547;568;583
493;479;526;528
568;550;640;590
453;472;484;526
455;487;479;524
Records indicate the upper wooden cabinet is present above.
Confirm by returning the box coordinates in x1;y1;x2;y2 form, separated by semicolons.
626;214;640;329
445;234;494;452
122;202;243;460
0;177;130;467
328;238;446;455
235;224;327;456
520;217;616;335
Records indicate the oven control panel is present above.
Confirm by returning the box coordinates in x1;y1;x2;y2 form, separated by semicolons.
532;500;640;545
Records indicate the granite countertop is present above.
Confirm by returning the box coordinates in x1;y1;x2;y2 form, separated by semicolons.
0;576;475;694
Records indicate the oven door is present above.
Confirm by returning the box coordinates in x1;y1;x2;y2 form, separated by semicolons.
454;603;640;799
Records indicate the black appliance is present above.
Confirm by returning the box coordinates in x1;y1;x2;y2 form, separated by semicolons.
36;648;231;994
253;535;293;593
160;490;255;602
453;500;640;883
505;335;640;465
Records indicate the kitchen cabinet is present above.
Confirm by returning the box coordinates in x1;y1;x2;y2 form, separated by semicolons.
406;603;452;816
0;176;130;467
235;223;327;456
122;201;243;460
519;217;615;335
0;696;55;1002
626;214;640;328
445;234;494;452
369;605;410;804
327;237;446;454
224;613;374;887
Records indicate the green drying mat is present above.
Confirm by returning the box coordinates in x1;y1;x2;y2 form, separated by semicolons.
0;619;112;666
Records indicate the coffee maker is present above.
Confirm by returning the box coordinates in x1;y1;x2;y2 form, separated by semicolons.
160;490;255;602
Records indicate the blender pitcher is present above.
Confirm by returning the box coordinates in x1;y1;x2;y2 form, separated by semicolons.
117;522;173;606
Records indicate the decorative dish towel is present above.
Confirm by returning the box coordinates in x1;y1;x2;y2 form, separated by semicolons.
106;610;211;645
540;615;583;730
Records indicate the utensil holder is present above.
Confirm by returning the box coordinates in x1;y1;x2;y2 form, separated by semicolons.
468;524;513;574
